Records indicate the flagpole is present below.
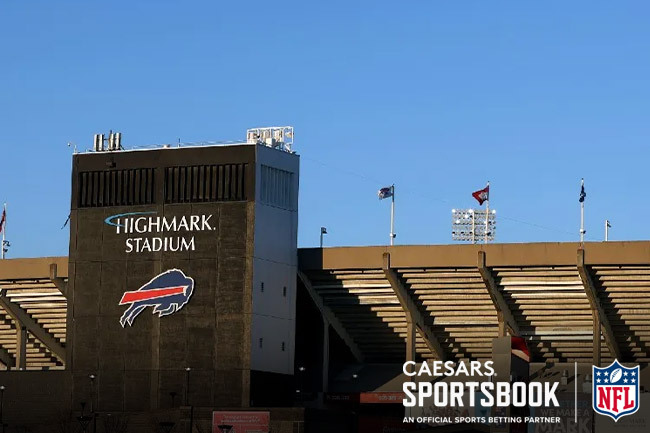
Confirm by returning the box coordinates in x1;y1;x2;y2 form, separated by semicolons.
390;184;395;246
1;203;6;260
484;181;490;244
580;179;585;244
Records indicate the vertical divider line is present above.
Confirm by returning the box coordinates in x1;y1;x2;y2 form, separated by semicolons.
575;361;578;423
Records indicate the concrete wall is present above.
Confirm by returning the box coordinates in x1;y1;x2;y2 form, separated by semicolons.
0;371;71;425
298;240;650;269
68;145;257;412
250;145;299;375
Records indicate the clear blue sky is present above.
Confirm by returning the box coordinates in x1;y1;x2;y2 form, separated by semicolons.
2;1;650;257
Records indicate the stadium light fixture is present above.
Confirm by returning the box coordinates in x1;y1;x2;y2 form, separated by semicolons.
297;366;306;402
185;367;191;405
246;126;294;153
185;367;194;433
451;208;496;243
76;402;92;433
77;416;92;433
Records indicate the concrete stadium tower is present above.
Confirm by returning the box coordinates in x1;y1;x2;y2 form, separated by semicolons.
67;128;299;412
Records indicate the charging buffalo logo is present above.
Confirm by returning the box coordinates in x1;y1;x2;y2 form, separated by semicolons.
592;360;640;421
119;269;194;327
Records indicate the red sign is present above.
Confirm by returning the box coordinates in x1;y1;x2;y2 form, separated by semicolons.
212;411;270;433
325;392;406;405
359;392;406;404
325;393;360;404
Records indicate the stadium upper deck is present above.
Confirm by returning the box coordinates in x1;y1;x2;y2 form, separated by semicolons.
298;241;650;366
0;241;649;371
0;257;67;370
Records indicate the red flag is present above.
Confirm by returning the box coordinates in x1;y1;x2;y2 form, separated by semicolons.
0;209;5;234
472;185;489;205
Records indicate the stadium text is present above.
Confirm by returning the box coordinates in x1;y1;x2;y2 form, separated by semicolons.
104;212;215;253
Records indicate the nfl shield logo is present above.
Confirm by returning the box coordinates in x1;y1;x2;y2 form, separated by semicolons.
592;360;640;421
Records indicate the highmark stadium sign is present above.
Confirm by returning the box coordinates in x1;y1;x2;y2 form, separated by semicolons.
402;361;562;426
104;211;215;253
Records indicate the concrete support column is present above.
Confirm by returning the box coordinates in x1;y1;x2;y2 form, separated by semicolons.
322;318;329;393
593;314;601;367
17;325;27;370
497;311;506;337
406;320;416;363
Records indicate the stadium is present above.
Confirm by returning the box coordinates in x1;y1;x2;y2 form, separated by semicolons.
0;129;647;433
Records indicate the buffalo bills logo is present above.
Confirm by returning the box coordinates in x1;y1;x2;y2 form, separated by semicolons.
119;269;194;327
592;360;640;421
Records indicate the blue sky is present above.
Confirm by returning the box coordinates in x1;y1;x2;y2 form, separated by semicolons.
2;1;650;257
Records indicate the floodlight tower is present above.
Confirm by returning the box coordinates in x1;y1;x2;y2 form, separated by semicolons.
451;208;496;244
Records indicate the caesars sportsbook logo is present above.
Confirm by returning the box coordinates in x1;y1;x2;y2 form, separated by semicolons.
104;211;215;253
402;361;561;425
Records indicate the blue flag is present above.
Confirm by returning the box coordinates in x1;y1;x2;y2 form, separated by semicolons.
378;186;393;200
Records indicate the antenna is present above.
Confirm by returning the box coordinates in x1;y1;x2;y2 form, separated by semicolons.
108;132;122;151
93;131;123;152
93;134;105;152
